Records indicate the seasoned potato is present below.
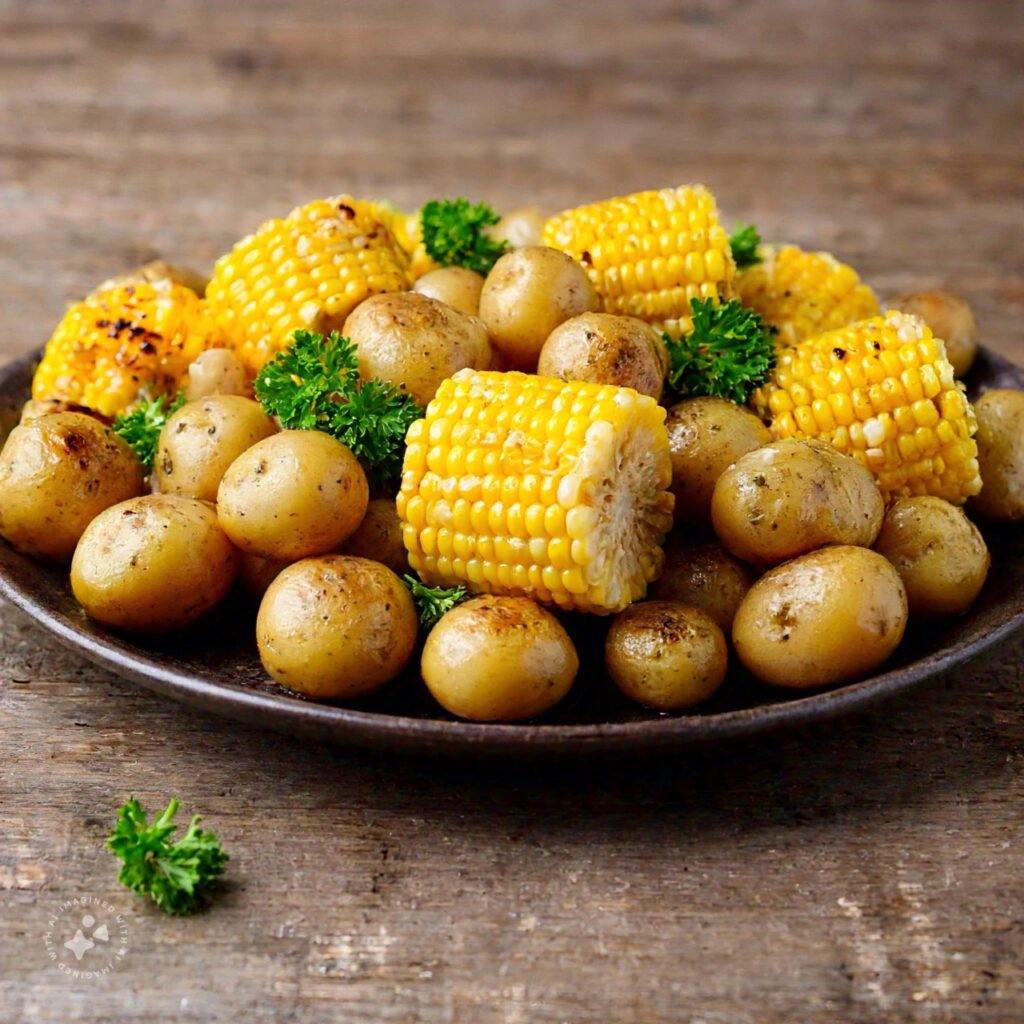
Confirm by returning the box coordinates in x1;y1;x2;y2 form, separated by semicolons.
875;497;989;616
733;545;907;688
888;291;978;378
237;552;291;600
537;312;669;399
217;430;368;560
185;348;252;401
412;267;485;316
478;247;599;371
154;395;277;502
489;206;545;249
0;412;144;562
711;438;884;566
665;397;771;527
605;602;727;711
70;495;237;631
344;292;492;407
257;555;418;699
652;538;755;631
19;399;109;425
421;596;578;721
342;497;409;575
970;388;1024;522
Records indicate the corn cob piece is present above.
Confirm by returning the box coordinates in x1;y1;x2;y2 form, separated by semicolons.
541;185;736;338
32;279;220;418
736;244;880;348
370;200;438;279
752;311;981;504
397;370;675;614
206;196;412;374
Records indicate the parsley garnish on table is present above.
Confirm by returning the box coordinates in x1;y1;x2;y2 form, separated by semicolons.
112;392;186;468
420;197;508;275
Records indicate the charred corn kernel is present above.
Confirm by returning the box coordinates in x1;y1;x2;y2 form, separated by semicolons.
736;244;880;348
752;311;981;503
206;196;412;374
33;279;220;418
369;200;438;279
397;370;675;613
541;185;735;338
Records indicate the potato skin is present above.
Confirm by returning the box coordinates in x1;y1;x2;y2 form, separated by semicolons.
888;291;978;378
605;601;727;711
184;348;252;401
256;555;418;699
490;206;545;249
344;291;492;407
342;497;410;575
412;267;485;316
711;438;884;566
0;412;144;562
537;312;669;400
665;397;771;527
70;495;237;632
478;247;599;371
875;497;989;616
421;595;578;721
237;552;291;600
970;388;1024;522
733;545;907;688
217;430;368;560
154;395;277;502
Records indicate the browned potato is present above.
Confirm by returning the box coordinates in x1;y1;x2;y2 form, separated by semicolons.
257;555;418;699
489;206;545;249
154;395;277;502
537;312;668;400
970;388;1024;522
70;495;237;632
733;546;907;688
888;291;978;378
19;399;110;425
342;497;409;575
665;397;771;527
184;348;252;401
412;267;485;316
0;412;144;562
421;595;578;721
605;601;727;711
711;438;884;566
344;292;492;407
237;552;292;600
217;430;368;560
478;247;599;371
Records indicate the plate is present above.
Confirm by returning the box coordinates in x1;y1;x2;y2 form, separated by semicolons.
1;347;1022;758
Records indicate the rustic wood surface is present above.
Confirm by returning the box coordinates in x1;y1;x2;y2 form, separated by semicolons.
1;1;1022;1021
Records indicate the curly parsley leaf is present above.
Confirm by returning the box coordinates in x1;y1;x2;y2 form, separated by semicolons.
420;198;508;275
729;223;763;270
402;575;468;630
112;391;186;468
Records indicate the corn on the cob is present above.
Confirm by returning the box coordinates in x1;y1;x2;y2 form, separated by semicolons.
541;185;735;338
370;201;438;279
752;311;981;504
206;196;412;374
397;369;675;614
736;244;880;347
33;279;219;418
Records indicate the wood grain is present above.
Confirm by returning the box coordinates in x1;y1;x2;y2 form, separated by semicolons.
0;1;1022;1021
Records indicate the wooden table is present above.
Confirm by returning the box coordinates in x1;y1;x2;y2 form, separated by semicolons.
1;2;1022;1020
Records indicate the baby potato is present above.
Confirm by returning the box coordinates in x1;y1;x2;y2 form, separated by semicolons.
537;312;669;400
217;430;368;560
421;595;578;721
344;292;492;407
711;438;884;566
970;388;1024;522
19;399;110;424
0;412;144;562
875;497;989;617
257;555;418;699
342;497;409;575
185;348;252;401
412;267;485;316
605;601;727;711
478;246;599;371
665;397;771;527
733;545;907;689
154;395;277;502
70;495;237;632
237;552;292;601
888;291;978;378
651;538;755;632
489;206;545;249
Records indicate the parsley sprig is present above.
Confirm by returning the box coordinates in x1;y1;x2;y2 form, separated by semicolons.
403;575;468;630
112;392;186;469
729;223;763;270
420;198;508;275
107;798;227;916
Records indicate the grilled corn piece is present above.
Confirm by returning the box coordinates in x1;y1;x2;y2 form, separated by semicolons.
370;201;438;279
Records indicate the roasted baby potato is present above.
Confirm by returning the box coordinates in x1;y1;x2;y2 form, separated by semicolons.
257;555;418;699
344;291;492;407
421;595;578;721
605;601;727;711
732;545;908;688
489;206;545;249
217;430;368;560
711;438;884;566
665;397;771;527
154;395;278;502
537;312;669;400
478;246;599;371
0;412;144;562
412;267;485;316
184;348;252;401
342;497;409;575
70;495;237;632
888;291;978;378
237;552;291;601
970;388;1024;522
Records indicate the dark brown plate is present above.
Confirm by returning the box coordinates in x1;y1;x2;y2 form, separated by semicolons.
1;347;1022;758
